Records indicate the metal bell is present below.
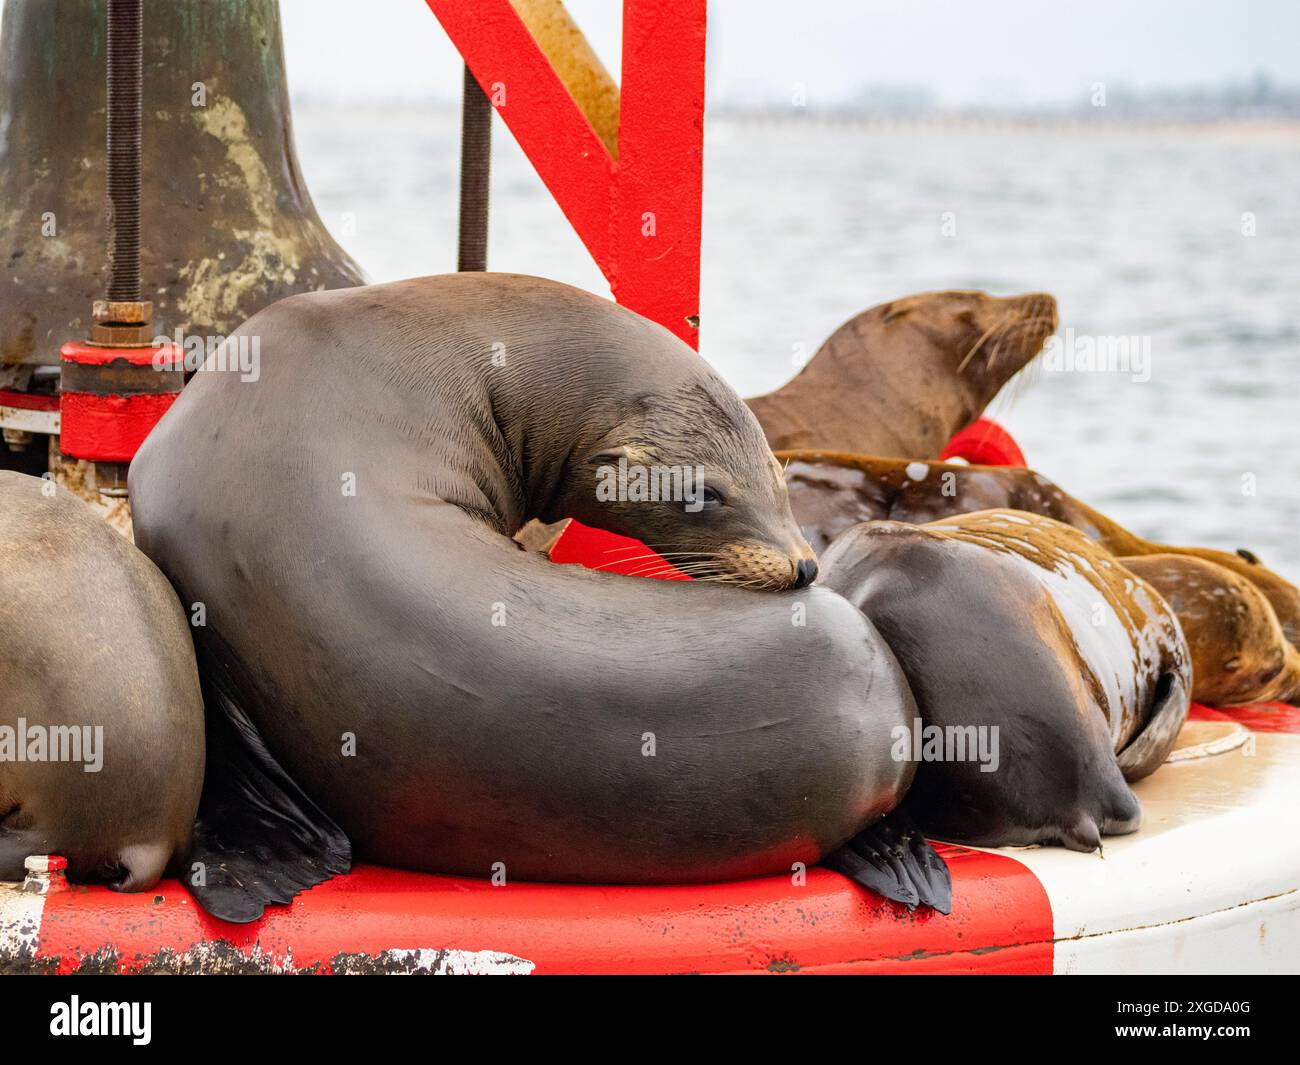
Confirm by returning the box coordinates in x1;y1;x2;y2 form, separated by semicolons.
0;0;364;382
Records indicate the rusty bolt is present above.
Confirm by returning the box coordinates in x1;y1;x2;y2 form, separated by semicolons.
3;428;33;452
93;299;152;325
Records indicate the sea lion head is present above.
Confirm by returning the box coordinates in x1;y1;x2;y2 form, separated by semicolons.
1229;547;1300;647
1122;553;1300;706
552;380;819;590
873;290;1059;408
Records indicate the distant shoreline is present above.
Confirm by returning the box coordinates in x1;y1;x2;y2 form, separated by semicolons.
293;96;1300;137
707;109;1300;136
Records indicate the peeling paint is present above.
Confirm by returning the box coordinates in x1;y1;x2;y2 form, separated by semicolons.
0;893;537;975
0;882;47;974
178;95;305;326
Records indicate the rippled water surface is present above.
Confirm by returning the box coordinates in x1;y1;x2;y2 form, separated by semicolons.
295;105;1300;575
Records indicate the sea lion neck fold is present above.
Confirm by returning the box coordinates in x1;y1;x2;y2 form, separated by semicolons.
328;274;794;568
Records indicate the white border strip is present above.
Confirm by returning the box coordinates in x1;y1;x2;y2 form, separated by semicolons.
0;883;46;965
0;404;59;435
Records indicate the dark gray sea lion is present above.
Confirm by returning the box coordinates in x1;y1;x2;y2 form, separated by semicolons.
0;471;203;890
130;273;930;922
779;450;1300;649
819;510;1192;851
746;290;1057;459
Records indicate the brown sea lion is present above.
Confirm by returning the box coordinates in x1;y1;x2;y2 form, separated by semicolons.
819;509;1192;852
130;273;928;922
1121;555;1300;706
746;290;1057;459
779;450;1300;649
0;471;204;891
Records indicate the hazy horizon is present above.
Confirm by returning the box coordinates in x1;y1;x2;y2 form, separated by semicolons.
279;0;1300;110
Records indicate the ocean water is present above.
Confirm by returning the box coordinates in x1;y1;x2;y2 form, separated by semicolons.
293;105;1300;575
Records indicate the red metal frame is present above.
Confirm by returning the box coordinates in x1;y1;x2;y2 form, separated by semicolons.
0;389;59;412
424;0;706;348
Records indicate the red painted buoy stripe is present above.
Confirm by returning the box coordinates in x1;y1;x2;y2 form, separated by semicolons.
1217;701;1300;735
30;849;1053;974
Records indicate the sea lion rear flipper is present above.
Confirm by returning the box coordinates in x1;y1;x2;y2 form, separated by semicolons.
822;811;952;915
1116;670;1191;782
187;679;351;924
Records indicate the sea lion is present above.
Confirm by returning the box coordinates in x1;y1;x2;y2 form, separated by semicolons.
779;450;1300;649
746;290;1057;459
0;471;203;890
819;509;1192;851
1121;555;1300;706
130;273;923;922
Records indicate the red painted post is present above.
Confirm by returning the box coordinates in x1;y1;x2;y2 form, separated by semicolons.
613;1;706;342
423;0;706;348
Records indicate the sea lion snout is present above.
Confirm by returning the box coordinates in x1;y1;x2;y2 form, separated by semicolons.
961;290;1059;370
694;536;817;590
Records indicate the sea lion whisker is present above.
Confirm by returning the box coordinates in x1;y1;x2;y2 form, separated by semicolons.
983;312;1058;371
591;551;695;565
588;551;717;573
957;314;1012;373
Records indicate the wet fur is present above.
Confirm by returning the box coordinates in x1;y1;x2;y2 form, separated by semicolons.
782;451;1300;677
819;510;1191;852
1122;555;1300;706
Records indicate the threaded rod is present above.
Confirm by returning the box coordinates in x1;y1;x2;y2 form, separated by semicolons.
457;64;492;272
106;0;143;303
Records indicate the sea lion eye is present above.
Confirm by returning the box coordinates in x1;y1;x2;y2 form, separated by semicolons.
701;487;722;507
681;486;723;511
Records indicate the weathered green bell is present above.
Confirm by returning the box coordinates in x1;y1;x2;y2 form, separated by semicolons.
0;0;364;379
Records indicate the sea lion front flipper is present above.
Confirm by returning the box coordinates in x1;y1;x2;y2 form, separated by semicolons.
1116;670;1191;782
822;812;953;915
186;679;351;924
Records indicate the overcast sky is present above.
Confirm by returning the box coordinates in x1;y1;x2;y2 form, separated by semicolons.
281;0;1300;108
